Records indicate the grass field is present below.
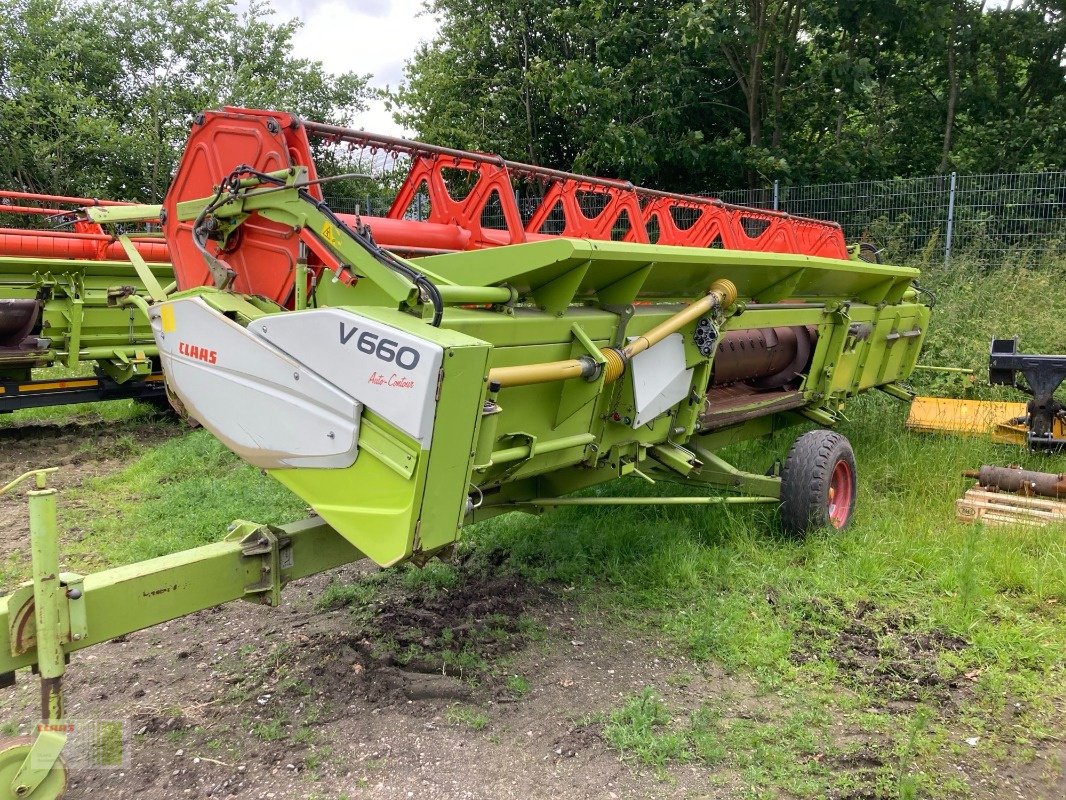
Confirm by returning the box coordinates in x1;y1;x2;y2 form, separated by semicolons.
0;257;1063;798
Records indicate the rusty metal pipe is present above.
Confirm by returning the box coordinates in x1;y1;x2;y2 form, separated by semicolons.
0;300;40;341
964;465;1066;499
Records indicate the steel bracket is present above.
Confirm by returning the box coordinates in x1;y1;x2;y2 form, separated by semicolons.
228;524;292;606
6;572;86;658
688;448;782;498
602;304;635;348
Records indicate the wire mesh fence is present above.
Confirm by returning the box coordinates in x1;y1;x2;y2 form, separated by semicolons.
712;171;1066;263
326;169;1066;264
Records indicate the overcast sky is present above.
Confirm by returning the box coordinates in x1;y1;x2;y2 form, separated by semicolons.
248;0;441;135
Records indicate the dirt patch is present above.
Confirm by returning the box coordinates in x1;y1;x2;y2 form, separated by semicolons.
233;569;550;718
0;555;1060;799
370;572;547;674
0;562;732;799
792;598;969;707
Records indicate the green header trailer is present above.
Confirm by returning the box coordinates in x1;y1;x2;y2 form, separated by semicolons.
0;191;171;413
0;109;929;798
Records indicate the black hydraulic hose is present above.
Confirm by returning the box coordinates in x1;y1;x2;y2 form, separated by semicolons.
195;165;444;327
912;279;937;309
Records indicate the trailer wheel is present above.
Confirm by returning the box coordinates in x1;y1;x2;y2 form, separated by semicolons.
779;430;856;536
0;736;67;799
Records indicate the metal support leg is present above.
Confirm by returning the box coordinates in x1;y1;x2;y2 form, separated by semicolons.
0;468;68;800
27;484;64;722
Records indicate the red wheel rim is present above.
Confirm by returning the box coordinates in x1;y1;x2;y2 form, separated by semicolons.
827;459;853;528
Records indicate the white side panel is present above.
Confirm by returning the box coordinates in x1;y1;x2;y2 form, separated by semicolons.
252;308;444;446
629;333;693;427
150;298;361;470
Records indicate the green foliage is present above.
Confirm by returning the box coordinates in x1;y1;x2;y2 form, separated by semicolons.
397;1;1065;188
505;673;530;697
603;688;691;772
910;256;1066;393
0;0;370;200
444;704;490;730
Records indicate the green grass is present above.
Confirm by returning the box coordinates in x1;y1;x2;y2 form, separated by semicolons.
58;429;307;570
462;398;1064;794
908;255;1066;395
445;704;490;730
505;673;530;697
603;688;691;775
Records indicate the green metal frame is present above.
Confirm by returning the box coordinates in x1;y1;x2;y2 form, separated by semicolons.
0;253;173;410
144;175;928;561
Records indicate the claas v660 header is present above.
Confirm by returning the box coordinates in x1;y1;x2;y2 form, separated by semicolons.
129;108;926;562
0;108;928;797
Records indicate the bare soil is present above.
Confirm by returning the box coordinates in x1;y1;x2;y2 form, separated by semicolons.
1;562;756;799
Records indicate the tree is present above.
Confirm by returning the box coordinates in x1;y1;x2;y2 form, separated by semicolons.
395;0;1065;190
0;0;371;200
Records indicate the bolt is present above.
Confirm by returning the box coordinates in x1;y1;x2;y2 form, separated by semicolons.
72;634;83;641
293;372;300;381
261;325;268;333
66;588;82;600
327;431;335;439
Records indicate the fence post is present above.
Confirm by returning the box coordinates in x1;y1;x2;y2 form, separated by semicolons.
773;179;780;212
944;171;957;264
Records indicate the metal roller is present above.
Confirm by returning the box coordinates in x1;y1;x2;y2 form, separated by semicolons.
0;299;41;349
710;325;818;390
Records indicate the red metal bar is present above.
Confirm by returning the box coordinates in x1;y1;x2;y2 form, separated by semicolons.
0;205;73;216
155;107;853;305
0;229;170;263
0;190;132;208
300;114;845;255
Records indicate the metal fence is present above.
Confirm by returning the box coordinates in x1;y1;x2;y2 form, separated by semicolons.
713;171;1066;263
328;170;1066;263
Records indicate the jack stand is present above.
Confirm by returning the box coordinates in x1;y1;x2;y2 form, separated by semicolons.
0;469;68;799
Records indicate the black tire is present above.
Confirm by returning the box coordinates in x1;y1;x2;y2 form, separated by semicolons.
858;242;882;263
779;430;857;536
